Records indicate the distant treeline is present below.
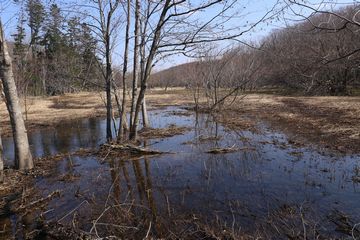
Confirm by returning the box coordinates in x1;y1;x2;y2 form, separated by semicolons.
9;2;360;96
150;5;360;96
10;1;101;96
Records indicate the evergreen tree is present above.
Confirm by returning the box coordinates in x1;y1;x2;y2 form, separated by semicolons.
43;4;64;57
26;0;46;47
11;13;28;95
12;19;26;59
80;23;97;66
26;0;46;95
67;17;81;48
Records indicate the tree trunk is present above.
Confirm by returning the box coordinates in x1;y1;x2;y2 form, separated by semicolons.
118;0;131;141
130;0;141;131
142;97;149;128
105;35;113;141
0;128;4;182
139;8;149;130
113;84;128;137
41;55;46;95
0;21;33;170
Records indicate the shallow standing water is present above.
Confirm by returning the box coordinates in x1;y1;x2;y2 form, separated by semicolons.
1;106;360;239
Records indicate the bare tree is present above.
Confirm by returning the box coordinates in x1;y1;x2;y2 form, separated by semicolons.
118;0;131;141
139;3;151;128
126;0;282;140
129;0;171;140
130;0;220;139
129;0;141;131
103;0;120;141
0;20;33;170
75;0;121;141
183;45;261;111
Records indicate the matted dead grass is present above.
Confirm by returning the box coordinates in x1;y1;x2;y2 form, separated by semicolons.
139;124;191;139
223;94;360;153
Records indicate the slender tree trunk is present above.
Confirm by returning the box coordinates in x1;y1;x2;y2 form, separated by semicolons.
41;55;46;95
139;9;149;129
118;0;131;141
142;97;149;128
130;0;141;131
112;85;128;135
0;21;33;170
0;77;3;180
130;73;148;140
105;35;113;141
96;0;119;142
0;127;4;182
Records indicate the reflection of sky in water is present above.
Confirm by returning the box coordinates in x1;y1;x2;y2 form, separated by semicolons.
2;106;360;237
3;117;106;164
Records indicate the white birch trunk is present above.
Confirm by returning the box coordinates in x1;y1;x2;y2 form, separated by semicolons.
142;97;149;128
0;21;33;170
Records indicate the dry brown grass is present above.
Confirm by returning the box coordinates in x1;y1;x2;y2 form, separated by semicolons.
224;94;360;153
0;89;193;137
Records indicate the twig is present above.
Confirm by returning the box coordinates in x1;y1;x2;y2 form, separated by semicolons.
144;221;152;239
352;222;360;240
300;204;307;240
58;200;89;222
16;190;61;213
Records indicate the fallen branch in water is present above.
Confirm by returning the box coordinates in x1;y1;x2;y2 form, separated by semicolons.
13;190;61;213
100;143;165;155
197;135;222;143
206;146;256;154
206;146;238;154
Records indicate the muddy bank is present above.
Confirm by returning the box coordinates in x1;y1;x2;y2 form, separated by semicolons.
219;95;360;154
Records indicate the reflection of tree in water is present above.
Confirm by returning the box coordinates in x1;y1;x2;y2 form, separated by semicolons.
101;152;162;238
49;118;103;155
130;156;161;237
74;118;103;149
88;118;103;146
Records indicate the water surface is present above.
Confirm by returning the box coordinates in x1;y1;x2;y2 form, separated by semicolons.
1;106;360;238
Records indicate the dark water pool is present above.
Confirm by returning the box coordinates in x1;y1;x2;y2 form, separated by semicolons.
1;106;360;239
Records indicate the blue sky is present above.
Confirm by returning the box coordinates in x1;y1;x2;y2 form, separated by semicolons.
1;0;358;70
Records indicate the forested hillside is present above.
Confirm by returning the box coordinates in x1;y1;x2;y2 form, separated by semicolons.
151;5;360;95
